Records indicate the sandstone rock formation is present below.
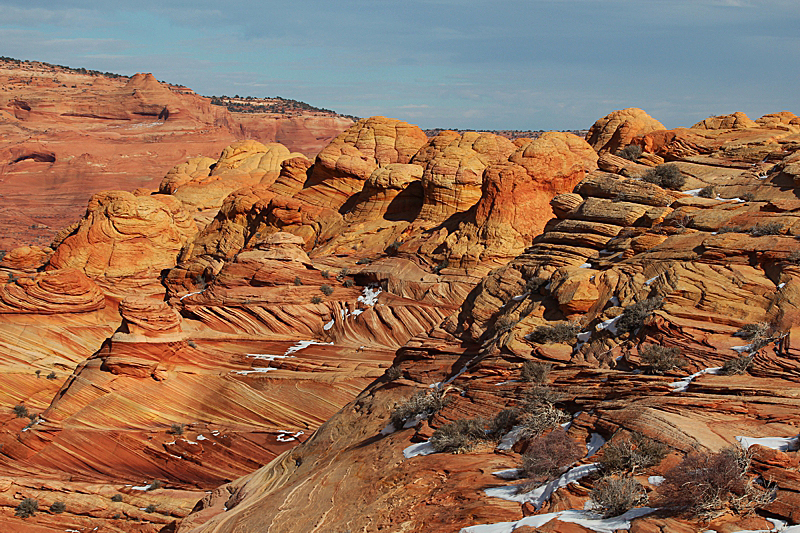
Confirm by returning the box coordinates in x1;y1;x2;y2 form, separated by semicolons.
584;107;666;154
0;268;104;314
692;111;758;130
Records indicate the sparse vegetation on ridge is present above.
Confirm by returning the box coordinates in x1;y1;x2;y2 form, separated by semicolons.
749;221;783;236
429;418;487;453
520;360;551;383
615;296;663;335
643;164;686;190
518;428;582;482
390;389;450;430
640;344;687;375
599;432;668;474
15;497;38;518
616;144;643;161
591;476;648;518
528;322;580;344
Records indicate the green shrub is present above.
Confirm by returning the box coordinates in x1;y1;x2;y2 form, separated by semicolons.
615;296;663;335
528;322;580;344
640;344;687;375
519;428;583;481
15;497;38;518
591;476;648;518
111;494;123;502
616;144;643;162
520;361;551;383
599;432;667;474
390;389;450;430
655;447;772;516
12;404;28;418
643;164;686;190
697;185;716;198
49;501;66;513
430;418;488;453
320;284;334;296
750;222;783;236
720;354;754;375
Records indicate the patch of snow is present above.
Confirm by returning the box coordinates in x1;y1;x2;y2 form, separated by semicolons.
577;331;592;342
234;367;273;375
736;435;800;452
683;188;703;197
579;263;592;269
179;289;205;301
778;282;786;289
323;319;334;330
556;508;658;533
196;434;207;441
164;440;176;445
484;463;599;510
512;292;529;301
66;530;81;533
494;380;518;386
211;430;220;436
497;425;525;450
284;340;333;355
668;367;721;392
132;483;153;491
711;231;719;235
586;433;605;458
644;275;659;286
246;354;291;361
352;308;364;316
732;344;754;353
357;286;382;306
340;308;349;319
492;468;521;480
403;440;436;458
597;316;621;336
276;430;305;442
757;174;769;180
648;476;665;486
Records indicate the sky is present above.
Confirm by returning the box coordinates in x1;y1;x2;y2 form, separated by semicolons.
1;0;798;130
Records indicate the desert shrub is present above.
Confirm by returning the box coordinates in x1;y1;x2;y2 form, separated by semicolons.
615;296;663;335
640;344;687;375
494;314;518;332
111;494;123;502
740;192;756;202
293;276;303;286
717;225;745;234
720;354;754;375
386;240;402;256
144;504;157;513
320;270;330;279
519;428;583;481
520;361;551;383
528;322;580;344
616;144;642;162
13;404;28;418
643;164;686;190
385;366;402;381
336;268;349;281
49;501;66;513
591;476;648;518
599;432;668;474
168;423;184;435
697;185;716;198
310;296;322;304
390;389;450;430
525;277;548;294
432;259;449;274
787;250;800;264
750;222;783;236
655;446;772;516
320;284;334;296
147;480;163;491
517;388;569;439
187;340;198;348
35;369;41;377
430;418;488;453
736;322;769;340
15;497;38;518
342;279;355;288
488;408;521;439
46;371;57;380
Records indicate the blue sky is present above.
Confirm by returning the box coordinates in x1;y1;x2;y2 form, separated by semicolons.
1;0;798;130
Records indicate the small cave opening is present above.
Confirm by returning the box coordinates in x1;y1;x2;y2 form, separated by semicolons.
11;152;56;164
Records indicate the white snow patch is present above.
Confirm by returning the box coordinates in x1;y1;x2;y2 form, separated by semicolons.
608;296;620;306
644;275;659;286
234;367;273;375
757;174;769;180
284;340;333;355
497;425;525;450
276;430;305;442
132;483;153;491
732;344;754;353
66;530;81;533
357;286;382;306
246;353;292;361
683;188;703;197
512;292;529;301
179;289;205;301
352;308;364;316
577;331;592;342
196;434;207;441
597;316;621;336
648;475;665;486
211;430;220;436
668;367;721;392
492;468;521;480
586;433;605;458
484;463;599;510
736;435;800;452
323;319;334;330
579;263;592;268
778;282;786;289
403;440;436;458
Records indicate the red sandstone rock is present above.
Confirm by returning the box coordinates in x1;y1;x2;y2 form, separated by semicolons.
584;108;665;154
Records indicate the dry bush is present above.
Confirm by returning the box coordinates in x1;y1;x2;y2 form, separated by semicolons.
750;222;783;236
736;322;779;353
390;388;450;430
12;404;28;418
111;494;123;502
720;354;754;375
740;192;756;202
49;501;66;513
320;284;334;296
167;423;184;435
342;279;355;288
525;276;548;293
640;344;687;375
144;504;157;513
521;361;551;383
293;276;303;286
528;322;580;344
385;366;402;381
717;225;745;234
518;390;569;439
519;428;583;481
616;296;663;335
591;476;648;518
430;418;488;453
488;408;521;439
787;250;800;264
617;144;643;161
643;164;686;190
600;432;668;474
15;498;38;518
655;446;773;517
320;270;330;278
310;296;322;304
697;185;717;198
495;314;518;332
